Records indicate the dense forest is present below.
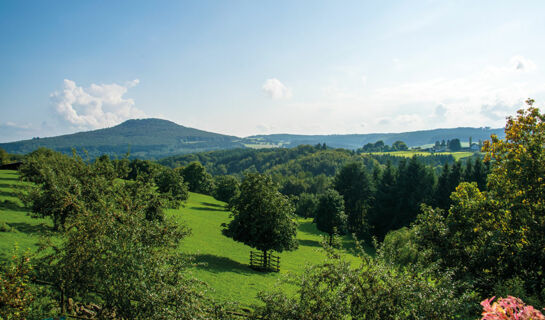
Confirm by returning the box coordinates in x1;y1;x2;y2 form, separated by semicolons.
1;103;545;319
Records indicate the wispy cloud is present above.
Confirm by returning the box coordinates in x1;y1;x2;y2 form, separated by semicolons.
262;78;292;100
50;79;146;129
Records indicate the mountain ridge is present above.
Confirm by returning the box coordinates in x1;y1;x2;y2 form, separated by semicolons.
0;118;506;159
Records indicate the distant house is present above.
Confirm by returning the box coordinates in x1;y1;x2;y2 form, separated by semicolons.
470;144;481;151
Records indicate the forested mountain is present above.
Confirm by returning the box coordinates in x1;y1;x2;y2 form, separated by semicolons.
248;127;505;149
1;118;503;159
0;119;244;159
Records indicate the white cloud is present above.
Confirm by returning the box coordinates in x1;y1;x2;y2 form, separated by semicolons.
370;55;541;128
510;55;536;72
50;79;146;129
262;78;292;100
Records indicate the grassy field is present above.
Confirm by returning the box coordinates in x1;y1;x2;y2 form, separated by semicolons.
0;170;52;258
0;170;363;307
169;193;363;306
367;150;476;160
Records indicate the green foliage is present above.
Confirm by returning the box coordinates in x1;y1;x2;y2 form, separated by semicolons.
0;148;9;165
181;162;214;195
294;193;318;218
393;156;435;229
127;158;162;180
410;101;545;308
378;227;422;267
0;118;244;159
37;182;220;319
213;175;240;204
448;138;462;151
0;250;34;320
333;162;373;235
155;167;189;207
315;189;347;244
254;248;474;319
222;173;298;267
367;161;397;239
19;149;114;230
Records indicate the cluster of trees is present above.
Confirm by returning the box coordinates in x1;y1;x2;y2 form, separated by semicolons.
358;140;408;152
249;101;545;318
292;156;489;241
7;149;237;319
434;138;462;151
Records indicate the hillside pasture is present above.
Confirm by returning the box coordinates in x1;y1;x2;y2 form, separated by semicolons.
0;170;52;258
170;192;363;306
0;170;363;307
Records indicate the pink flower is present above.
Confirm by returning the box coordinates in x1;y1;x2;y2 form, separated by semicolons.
480;296;545;320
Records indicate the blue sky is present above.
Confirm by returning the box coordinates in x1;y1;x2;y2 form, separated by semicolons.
1;1;545;142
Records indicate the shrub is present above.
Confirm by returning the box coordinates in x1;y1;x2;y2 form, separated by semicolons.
481;296;545;320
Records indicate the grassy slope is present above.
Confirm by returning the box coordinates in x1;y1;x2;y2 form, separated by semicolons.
1;171;362;307
170;193;362;306
0;170;51;258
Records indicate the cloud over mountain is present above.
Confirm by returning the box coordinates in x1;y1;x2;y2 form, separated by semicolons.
51;79;146;129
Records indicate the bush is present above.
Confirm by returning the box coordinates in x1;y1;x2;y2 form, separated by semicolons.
481;296;545;320
0;221;13;232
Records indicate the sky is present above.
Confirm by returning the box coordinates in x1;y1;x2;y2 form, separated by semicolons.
1;0;545;142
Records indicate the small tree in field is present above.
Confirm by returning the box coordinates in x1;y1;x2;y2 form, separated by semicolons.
315;189;347;245
222;173;298;270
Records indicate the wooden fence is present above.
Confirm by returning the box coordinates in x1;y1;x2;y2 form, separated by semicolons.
249;251;280;272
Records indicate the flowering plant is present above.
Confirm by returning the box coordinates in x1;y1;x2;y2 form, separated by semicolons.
481;296;545;320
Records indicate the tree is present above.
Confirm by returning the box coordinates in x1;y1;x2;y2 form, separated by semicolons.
392;140;408;151
20;150;113;230
413;100;545;306
0;250;35;320
222;173;298;270
181;162;214;194
213;175;240;204
294;193;318;218
434;163;452;210
393;157;434;230
367;161;398;239
155;168;189;207
0;148;9;165
315;189;347;245
448;138;462;151
333;162;373;234
39;179;223;319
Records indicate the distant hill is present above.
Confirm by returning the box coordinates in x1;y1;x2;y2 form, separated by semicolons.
0;119;244;159
0;119;505;159
247;127;505;150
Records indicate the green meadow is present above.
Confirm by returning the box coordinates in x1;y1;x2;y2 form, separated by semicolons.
0;170;362;307
0;170;52;256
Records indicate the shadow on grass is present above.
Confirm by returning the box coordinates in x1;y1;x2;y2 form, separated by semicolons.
8;222;53;237
0;200;26;211
0;190;19;199
200;202;225;208
190;206;225;212
298;239;322;248
0;175;19;182
193;254;255;275
298;221;322;236
0;183;25;189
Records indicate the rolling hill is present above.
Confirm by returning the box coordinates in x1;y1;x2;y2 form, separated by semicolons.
0;119;245;159
0;119;505;159
247;127;505;150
